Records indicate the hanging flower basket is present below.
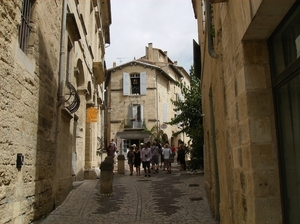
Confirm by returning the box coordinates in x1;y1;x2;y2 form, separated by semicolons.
130;118;136;121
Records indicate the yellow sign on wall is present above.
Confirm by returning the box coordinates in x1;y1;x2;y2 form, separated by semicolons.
86;107;98;122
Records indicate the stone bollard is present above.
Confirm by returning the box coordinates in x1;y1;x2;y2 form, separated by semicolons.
117;154;125;174
100;156;114;195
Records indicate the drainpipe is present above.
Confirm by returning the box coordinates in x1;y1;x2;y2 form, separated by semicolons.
156;73;159;138
206;0;217;58
53;0;67;210
209;88;220;221
57;0;67;107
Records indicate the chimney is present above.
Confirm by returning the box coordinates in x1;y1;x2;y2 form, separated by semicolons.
148;43;153;61
113;62;116;68
174;61;177;65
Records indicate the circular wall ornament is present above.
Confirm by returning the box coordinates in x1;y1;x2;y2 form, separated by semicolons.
161;123;167;129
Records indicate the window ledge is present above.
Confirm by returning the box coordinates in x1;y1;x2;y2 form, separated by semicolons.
15;47;35;75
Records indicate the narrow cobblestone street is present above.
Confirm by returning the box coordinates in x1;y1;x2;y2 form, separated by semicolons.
39;162;218;224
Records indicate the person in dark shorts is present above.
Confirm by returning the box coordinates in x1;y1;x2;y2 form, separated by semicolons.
140;142;152;177
150;141;160;173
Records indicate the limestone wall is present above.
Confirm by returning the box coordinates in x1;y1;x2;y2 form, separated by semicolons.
0;1;62;223
195;0;295;223
0;0;110;222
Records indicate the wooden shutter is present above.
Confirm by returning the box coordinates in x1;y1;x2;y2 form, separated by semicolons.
193;39;201;79
140;71;147;95
123;72;130;95
176;96;182;128
128;104;133;117
140;104;144;123
163;103;167;122
177;109;182;128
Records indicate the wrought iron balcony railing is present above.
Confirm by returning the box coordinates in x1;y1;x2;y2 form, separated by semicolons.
124;118;145;129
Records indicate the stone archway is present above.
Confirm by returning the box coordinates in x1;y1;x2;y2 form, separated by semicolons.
162;133;168;144
73;59;86;181
84;81;98;179
75;59;85;88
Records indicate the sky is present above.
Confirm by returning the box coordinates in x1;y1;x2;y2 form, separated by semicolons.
105;0;198;73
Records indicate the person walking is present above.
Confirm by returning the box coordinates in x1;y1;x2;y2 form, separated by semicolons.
162;143;172;174
107;141;116;158
160;143;165;170
140;142;152;177
150;141;160;174
133;143;142;176
111;139;117;155
127;145;134;176
171;145;176;158
177;144;186;171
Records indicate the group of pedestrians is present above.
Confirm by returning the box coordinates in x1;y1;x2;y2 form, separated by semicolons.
126;143;141;176
127;141;186;177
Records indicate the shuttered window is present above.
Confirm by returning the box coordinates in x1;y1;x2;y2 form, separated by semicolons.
123;72;147;95
193;39;201;79
128;104;144;128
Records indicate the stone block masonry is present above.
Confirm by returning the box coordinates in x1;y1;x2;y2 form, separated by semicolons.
0;1;62;223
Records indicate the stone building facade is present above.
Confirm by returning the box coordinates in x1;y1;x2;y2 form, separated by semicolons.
192;0;300;223
0;0;111;223
106;43;190;152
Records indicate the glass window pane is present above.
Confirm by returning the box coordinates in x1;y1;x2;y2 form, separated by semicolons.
270;6;300;77
275;73;300;223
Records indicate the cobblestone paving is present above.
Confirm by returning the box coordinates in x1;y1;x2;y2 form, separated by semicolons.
40;163;218;224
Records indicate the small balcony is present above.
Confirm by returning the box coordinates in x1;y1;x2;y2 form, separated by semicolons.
124;118;145;129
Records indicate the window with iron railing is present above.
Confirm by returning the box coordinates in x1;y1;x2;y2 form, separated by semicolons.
124;104;144;129
18;0;34;53
123;72;147;95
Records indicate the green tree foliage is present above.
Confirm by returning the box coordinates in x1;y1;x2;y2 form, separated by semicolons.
142;124;162;144
167;66;204;170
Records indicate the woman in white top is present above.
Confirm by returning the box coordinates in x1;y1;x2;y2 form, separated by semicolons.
162;143;172;173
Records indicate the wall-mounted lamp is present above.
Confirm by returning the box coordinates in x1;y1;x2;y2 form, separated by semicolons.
74;67;80;76
16;153;24;169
